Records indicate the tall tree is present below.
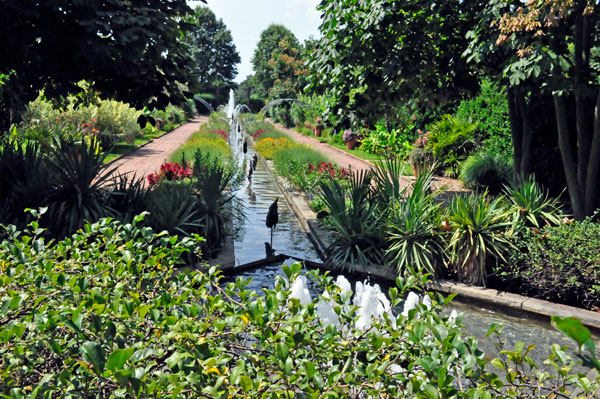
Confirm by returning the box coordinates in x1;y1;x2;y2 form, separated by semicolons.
0;0;203;129
186;6;240;106
251;25;301;99
465;0;600;219
308;0;480;129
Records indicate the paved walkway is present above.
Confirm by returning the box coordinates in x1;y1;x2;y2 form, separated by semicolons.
269;121;378;174
109;116;208;179
269;121;467;196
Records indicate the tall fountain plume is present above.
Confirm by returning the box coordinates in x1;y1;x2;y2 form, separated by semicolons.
226;89;235;120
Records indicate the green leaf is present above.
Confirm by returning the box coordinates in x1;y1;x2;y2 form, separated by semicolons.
276;342;289;360
106;348;135;371
130;348;157;363
240;375;253;392
304;361;315;379
81;342;106;375
551;316;592;352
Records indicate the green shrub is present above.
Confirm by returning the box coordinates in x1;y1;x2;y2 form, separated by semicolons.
166;104;186;124
93;99;140;147
426;114;477;177
0;137;53;227
455;79;512;158
459;151;513;195
182;99;197;119
319;170;388;270
21;95;141;148
501;218;600;310
1;216;599;397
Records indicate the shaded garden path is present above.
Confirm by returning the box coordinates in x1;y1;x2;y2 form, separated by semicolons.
109;116;208;180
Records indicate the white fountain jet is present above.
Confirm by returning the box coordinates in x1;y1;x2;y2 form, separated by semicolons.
226;89;235;120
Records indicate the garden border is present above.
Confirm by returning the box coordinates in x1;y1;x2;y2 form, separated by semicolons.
254;145;600;333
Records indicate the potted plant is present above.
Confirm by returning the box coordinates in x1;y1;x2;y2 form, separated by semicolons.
314;117;323;137
343;130;358;150
409;130;433;177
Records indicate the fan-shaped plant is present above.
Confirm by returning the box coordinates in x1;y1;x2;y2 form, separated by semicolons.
386;172;446;278
503;175;563;228
446;193;513;286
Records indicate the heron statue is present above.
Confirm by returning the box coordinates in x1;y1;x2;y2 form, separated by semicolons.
265;198;278;246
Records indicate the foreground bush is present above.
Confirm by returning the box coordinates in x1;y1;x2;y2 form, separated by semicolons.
1;215;598;398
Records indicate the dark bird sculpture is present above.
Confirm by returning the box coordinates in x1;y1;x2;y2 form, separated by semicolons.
243;138;247;154
251;154;258;171
266;198;278;246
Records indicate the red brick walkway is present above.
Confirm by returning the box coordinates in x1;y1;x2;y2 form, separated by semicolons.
109;116;208;180
269;121;467;195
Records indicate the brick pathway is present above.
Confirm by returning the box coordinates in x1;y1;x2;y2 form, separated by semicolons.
109;116;208;180
269;121;467;195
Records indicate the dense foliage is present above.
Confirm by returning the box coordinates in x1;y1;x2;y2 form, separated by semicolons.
501;218;600;310
1;215;599;397
0;0;203;129
185;6;240;105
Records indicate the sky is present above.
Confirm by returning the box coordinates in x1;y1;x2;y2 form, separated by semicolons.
188;0;322;83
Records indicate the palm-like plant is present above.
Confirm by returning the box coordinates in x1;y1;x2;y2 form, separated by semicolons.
0;138;51;226
192;151;238;257
109;173;149;222
319;169;387;270
46;136;117;237
144;181;204;237
446;193;513;286
504;175;563;228
371;155;407;205
386;172;446;278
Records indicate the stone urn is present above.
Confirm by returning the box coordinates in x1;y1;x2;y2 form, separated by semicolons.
314;117;323;137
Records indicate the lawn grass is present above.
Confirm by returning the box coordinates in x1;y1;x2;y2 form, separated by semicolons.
168;131;230;164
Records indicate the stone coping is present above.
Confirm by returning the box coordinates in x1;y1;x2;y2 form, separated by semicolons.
253;142;600;334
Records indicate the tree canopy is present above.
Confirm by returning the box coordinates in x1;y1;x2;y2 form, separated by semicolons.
0;0;204;129
251;24;302;99
186;6;240;106
308;0;480;129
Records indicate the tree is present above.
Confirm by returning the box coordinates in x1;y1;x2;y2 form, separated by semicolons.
186;6;240;106
251;24;301;99
308;0;480;130
0;0;204;129
465;0;600;219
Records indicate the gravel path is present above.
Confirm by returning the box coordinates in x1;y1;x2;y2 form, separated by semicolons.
108;116;208;180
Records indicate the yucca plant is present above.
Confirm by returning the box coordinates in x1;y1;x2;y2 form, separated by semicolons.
446;192;514;286
144;181;204;237
386;172;446;278
192;151;238;257
319;169;387;270
45;136;117;237
0;137;52;226
504;175;563;228
371;155;408;205
109;172;149;222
